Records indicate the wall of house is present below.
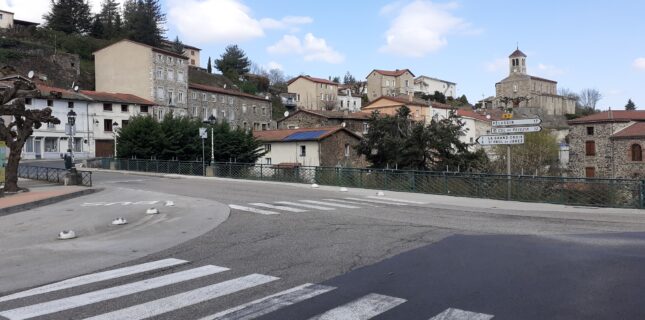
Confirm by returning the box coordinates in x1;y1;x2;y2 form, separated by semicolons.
188;88;271;131
184;48;200;67
568;122;633;178
362;99;427;122
366;71;414;101
414;78;456;98
152;51;189;110
257;141;320;166
337;95;361;112
0;11;14;28
277;112;368;135
95;41;152;101
288;78;337;111
612;138;645;179
319;131;368;168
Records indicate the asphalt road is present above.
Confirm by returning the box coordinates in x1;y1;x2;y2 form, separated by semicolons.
1;168;644;319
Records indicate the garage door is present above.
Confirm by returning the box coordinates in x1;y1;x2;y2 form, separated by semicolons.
95;140;114;157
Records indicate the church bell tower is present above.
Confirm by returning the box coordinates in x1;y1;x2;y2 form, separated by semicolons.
508;46;527;75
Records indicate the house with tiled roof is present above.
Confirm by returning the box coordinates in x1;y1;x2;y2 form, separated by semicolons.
254;127;367;168
414;75;457;98
567;110;645;178
361;95;429;122
287;75;339;111
366;69;415;102
277;109;372;135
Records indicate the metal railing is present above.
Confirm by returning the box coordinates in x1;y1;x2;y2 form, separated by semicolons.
85;158;645;209
18;165;93;187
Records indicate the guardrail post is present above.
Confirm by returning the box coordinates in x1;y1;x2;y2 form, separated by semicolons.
260;163;264;180
640;180;645;209
410;171;416;192
443;172;448;194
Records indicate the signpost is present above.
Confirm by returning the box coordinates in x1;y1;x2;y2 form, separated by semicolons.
491;118;541;126
490;126;541;134
199;128;207;175
476;134;525;145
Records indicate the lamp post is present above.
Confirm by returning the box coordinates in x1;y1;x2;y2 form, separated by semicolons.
205;115;216;165
112;122;119;158
66;110;77;163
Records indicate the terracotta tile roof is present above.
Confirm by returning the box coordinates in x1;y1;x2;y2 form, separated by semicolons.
611;122;645;139
36;84;91;101
568;111;645;124
80;90;156;105
254;126;360;142
509;49;527;58
188;83;270;102
371;69;415;77
280;109;371;122
362;95;428;109
430;102;454;109
455;109;492;122
287;75;338;86
93;39;189;60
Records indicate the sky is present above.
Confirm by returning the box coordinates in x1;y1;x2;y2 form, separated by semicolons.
4;0;645;110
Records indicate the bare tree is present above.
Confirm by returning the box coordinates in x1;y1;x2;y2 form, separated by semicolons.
322;99;337;111
579;88;602;110
0;67;60;193
267;68;286;86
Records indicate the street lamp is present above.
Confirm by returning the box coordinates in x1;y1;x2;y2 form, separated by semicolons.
66;110;77;162
205;115;217;165
112;122;119;158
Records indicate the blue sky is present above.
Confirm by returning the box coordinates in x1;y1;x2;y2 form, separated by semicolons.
8;0;645;109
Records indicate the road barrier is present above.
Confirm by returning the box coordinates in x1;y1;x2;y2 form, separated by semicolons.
86;158;645;209
18;165;93;187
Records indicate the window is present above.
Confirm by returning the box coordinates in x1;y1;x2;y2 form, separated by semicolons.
102;103;112;111
587;126;594;135
202;107;208;118
156;87;164;99
25;137;34;152
193;106;199;117
157;54;162;61
47;122;56;128
632;144;643;162
25;98;32;105
362;122;369;134
202;93;207;101
0;14;3;19
68;101;74;108
228;96;234;104
167;69;174;81
140;105;149;113
167;89;174;104
253;106;257;114
405;80;409;87
221;109;226;118
220;95;226;103
191;50;195;56
299;145;306;157
47;99;53;107
262;107;266;115
122;120;129;127
344;144;350;157
104;119;113;132
121;104;128;112
265;144;271;152
156;67;163;79
261;123;267;130
585;141;596;156
191;92;196;100
191;59;195;65
243;122;248;130
321;93;324;101
242;104;247;113
585;167;595;178
265;158;272;165
340;100;344;108
178;91;184;103
177;71;184;82
73;137;82;152
211;94;216;101
168;56;173;64
44;137;58;152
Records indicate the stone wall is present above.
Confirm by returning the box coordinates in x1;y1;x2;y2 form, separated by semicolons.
568;122;633;178
278;112;366;134
612;139;645;179
319;130;368;167
188;88;272;131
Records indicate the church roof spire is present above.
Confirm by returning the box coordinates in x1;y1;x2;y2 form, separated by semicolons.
509;47;527;58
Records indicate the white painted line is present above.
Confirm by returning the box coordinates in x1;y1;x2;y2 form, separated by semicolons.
301;200;361;209
84;274;279;320
428;308;494;320
365;196;425;204
202;283;335;320
344;197;408;206
275;201;336;211
0;265;229;320
249;203;308;213
0;258;188;303
307;293;406;320
324;198;383;207
229;204;280;215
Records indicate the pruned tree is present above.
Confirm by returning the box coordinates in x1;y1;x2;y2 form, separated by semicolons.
215;45;251;83
0;69;60;192
579;88;602;111
625;99;636;110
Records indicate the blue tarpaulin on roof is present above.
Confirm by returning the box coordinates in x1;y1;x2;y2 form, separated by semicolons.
283;130;329;141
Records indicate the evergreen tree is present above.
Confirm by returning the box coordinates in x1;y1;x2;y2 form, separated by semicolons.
90;14;104;38
207;57;212;73
98;0;122;38
215;45;251;82
343;71;356;85
332;76;340;83
171;36;184;54
458;94;469;105
44;0;92;34
123;0;166;46
115;115;163;159
625;99;636;110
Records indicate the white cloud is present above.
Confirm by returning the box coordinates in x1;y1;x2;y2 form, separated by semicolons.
259;16;313;30
0;0;49;23
267;33;344;64
379;0;476;57
634;57;645;70
267;61;283;70
485;58;507;73
379;1;404;15
535;63;564;77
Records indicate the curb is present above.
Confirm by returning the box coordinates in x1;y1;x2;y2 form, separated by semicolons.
0;188;103;217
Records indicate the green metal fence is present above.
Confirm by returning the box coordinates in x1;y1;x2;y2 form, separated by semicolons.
86;158;645;209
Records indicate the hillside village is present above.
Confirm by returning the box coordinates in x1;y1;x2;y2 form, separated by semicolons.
1;2;644;180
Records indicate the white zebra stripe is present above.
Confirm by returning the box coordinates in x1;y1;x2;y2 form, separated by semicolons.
275;201;336;210
307;293;406;320
203;283;335;320
0;258;188;303
0;265;229;320
301;200;361;209
428;307;494;320
229;204;280;215
321;199;380;207
344;197;408;206
249;203;308;213
365;196;425;204
83;274;279;320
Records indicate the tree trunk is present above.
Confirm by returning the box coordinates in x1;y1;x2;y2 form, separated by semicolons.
4;143;22;192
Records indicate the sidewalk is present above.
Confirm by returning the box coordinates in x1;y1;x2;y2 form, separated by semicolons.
0;183;99;216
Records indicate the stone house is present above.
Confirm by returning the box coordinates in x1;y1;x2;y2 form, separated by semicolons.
254;127;368;168
414;75;457;98
568;110;645;179
94;39;189;118
188;83;272;131
161;40;202;67
361;95;428;123
492;48;576;116
277;109;372;135
365;69;415;102
337;88;362;112
287;75;338;111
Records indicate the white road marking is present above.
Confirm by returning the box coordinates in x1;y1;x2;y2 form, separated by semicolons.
80;200;159;207
428;308;494;320
307;293;406;320
301;200;361;209
83;274;279;320
0;258;188;303
202;283;336;320
229;204;280;215
344;197;408;206
0;265;229;320
249;203;308;213
365;196;425;204
323;199;382;207
275;201;336;211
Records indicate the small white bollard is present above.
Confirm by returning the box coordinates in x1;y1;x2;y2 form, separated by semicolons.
57;230;77;240
112;217;128;225
164;200;175;207
376;191;385;196
339;187;348;192
146;207;159;215
311;184;320;188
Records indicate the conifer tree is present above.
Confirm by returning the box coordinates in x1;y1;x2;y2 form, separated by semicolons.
215;45;251;82
207;57;212;73
123;0;166;46
625;99;636;110
43;0;92;34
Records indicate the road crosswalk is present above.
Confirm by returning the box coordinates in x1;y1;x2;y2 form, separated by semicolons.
0;258;494;320
228;196;426;215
